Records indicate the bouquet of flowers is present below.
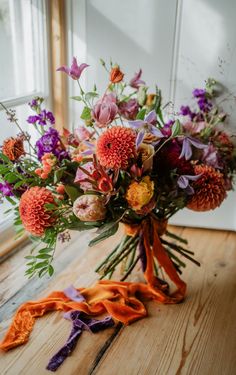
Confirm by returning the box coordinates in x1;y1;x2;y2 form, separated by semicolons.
1;58;236;370
0;58;236;289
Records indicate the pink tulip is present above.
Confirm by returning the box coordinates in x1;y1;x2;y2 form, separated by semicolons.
92;93;118;127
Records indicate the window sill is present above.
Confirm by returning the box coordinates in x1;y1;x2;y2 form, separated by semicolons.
0;226;28;260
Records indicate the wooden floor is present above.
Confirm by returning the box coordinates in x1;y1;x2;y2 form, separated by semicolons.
0;225;236;375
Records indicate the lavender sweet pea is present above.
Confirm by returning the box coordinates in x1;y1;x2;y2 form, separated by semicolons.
177;174;202;195
57;57;89;80
129;110;164;147
179;136;207;160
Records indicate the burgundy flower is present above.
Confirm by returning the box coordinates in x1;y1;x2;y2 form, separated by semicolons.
118;99;139;120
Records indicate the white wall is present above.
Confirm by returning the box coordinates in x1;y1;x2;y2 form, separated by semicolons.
67;0;236;230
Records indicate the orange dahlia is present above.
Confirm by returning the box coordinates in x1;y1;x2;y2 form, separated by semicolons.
96;126;136;169
19;187;56;236
2;136;25;161
187;165;226;211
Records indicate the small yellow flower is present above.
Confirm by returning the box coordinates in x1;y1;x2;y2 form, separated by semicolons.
126;176;154;211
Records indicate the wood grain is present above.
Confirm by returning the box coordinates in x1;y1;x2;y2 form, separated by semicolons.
49;0;68;131
0;226;235;375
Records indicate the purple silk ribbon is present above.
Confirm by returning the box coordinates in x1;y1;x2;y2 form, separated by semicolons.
46;286;115;372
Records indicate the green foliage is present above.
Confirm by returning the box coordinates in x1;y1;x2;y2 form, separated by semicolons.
81;106;91;120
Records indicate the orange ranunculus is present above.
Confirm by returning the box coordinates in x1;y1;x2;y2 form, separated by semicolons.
126;176;154;212
110;66;124;83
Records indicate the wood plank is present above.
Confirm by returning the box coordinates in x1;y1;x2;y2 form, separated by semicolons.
49;0;68;131
93;228;236;375
2;226;232;375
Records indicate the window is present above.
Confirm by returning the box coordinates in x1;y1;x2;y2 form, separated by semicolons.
0;0;49;230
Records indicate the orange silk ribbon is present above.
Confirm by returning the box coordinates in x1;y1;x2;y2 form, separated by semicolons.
0;219;186;351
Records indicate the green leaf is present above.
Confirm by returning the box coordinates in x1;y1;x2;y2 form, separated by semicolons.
35;261;49;269
136;108;146;120
81;106;91;120
85;92;98;101
89;222;119;247
71;96;82;101
0;165;9;174
171;120;181;137
36;254;52;259
0;152;11;163
48;265;54;277
14;180;26;189
54;167;66;184
25;255;35;260
44;203;57;211
39;247;54;253
64;185;81;202
5;196;16;205
38;267;48;278
4;172;19;183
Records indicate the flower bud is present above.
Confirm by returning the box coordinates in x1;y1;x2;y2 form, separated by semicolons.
73;194;106;221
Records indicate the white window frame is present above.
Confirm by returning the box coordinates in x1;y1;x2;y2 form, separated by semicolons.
0;0;51;233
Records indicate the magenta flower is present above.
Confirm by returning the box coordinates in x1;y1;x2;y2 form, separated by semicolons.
119;99;139;120
92;93;118;127
57;57;89;80
0;181;13;197
129;69;146;89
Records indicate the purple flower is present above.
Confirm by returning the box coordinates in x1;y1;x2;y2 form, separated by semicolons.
27;115;39;124
179;105;196;120
177;174;201;195
75;162;94;190
0;182;13;197
28;97;44;110
129;110;164;147
57;57;89;80
179;136;207;160
119;99;139;120
27;110;55;126
36;127;60;159
92;93;118;127
197;97;212;112
129;69;146;89
192;88;206;98
201;144;222;169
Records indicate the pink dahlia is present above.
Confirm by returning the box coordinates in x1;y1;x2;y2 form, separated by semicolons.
96;126;136;169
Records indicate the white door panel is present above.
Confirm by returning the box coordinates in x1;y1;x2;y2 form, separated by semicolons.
68;0;236;230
